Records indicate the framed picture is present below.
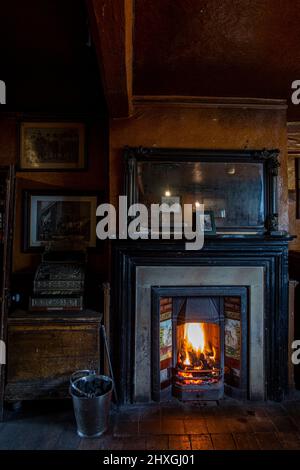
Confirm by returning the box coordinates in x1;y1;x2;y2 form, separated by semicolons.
193;210;216;235
203;210;216;234
20;122;86;170
23;191;98;251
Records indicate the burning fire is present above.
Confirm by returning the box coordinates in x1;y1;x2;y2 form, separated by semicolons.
176;321;220;388
183;323;205;365
178;322;216;371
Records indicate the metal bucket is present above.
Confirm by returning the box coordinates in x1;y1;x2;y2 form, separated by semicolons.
70;370;113;438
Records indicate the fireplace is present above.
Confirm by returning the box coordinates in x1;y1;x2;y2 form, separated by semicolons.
175;297;223;400
152;287;248;402
158;296;224;401
111;236;291;403
110;147;292;404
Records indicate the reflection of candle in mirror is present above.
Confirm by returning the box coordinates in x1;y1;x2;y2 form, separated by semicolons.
195;201;200;209
165;190;171;197
227;166;236;175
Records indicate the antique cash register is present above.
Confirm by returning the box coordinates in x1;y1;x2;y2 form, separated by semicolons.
6;241;102;403
30;247;86;311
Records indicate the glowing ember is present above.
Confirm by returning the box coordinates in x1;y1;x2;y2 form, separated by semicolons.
177;321;220;386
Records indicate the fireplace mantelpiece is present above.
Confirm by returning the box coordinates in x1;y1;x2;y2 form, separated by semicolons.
111;235;292;403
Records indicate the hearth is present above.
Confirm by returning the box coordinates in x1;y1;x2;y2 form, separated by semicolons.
175;298;223;400
161;296;224;401
152;288;248;402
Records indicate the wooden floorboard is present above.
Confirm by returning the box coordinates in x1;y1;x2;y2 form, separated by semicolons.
248;415;277;432
146;435;169;450
53;420;81;450
227;417;252;433
0;420;56;450
276;432;300;450
169;435;191;450
211;433;236;450
183;418;208;434
270;415;299;433
205;417;231;434
254;432;283;450
0;400;300;450
233;432;260;450
190;434;213;450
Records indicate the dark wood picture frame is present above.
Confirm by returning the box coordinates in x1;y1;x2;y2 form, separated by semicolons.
19;122;86;171
22;190;100;252
124;147;280;234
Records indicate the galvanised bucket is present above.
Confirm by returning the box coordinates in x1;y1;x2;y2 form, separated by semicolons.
70;371;113;438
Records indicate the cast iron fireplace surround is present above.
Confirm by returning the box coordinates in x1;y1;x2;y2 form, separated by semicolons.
110;148;292;404
111;236;291;403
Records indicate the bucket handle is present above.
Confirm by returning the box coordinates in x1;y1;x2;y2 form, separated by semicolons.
70;369;96;386
70;370;97;397
70;375;113;399
70;377;93;398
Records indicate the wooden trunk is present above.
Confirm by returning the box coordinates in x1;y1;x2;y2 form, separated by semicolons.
5;310;102;401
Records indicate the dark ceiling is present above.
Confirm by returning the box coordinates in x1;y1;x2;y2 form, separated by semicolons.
2;0;300;118
1;0;104;110
134;0;300;119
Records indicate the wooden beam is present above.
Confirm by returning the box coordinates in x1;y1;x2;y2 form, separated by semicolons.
87;0;133;118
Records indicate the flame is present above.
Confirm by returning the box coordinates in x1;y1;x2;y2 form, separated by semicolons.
177;321;220;387
183;354;191;366
184;322;205;354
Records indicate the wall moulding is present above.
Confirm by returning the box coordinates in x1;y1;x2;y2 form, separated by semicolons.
133;95;287;111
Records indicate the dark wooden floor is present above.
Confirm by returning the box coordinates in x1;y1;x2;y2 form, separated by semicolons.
1;398;300;450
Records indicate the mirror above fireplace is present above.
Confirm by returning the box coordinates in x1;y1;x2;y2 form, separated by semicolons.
124;147;280;234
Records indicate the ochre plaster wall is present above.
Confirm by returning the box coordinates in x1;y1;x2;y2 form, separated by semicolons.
109;102;288;232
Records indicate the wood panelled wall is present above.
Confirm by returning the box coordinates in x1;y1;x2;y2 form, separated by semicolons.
109;98;289;232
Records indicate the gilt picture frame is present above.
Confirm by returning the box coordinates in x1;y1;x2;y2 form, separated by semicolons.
19;122;86;170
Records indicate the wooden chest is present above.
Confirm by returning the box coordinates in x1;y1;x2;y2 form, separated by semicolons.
5;310;102;401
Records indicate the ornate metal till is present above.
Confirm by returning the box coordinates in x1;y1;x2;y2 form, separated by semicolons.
30;251;86;311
